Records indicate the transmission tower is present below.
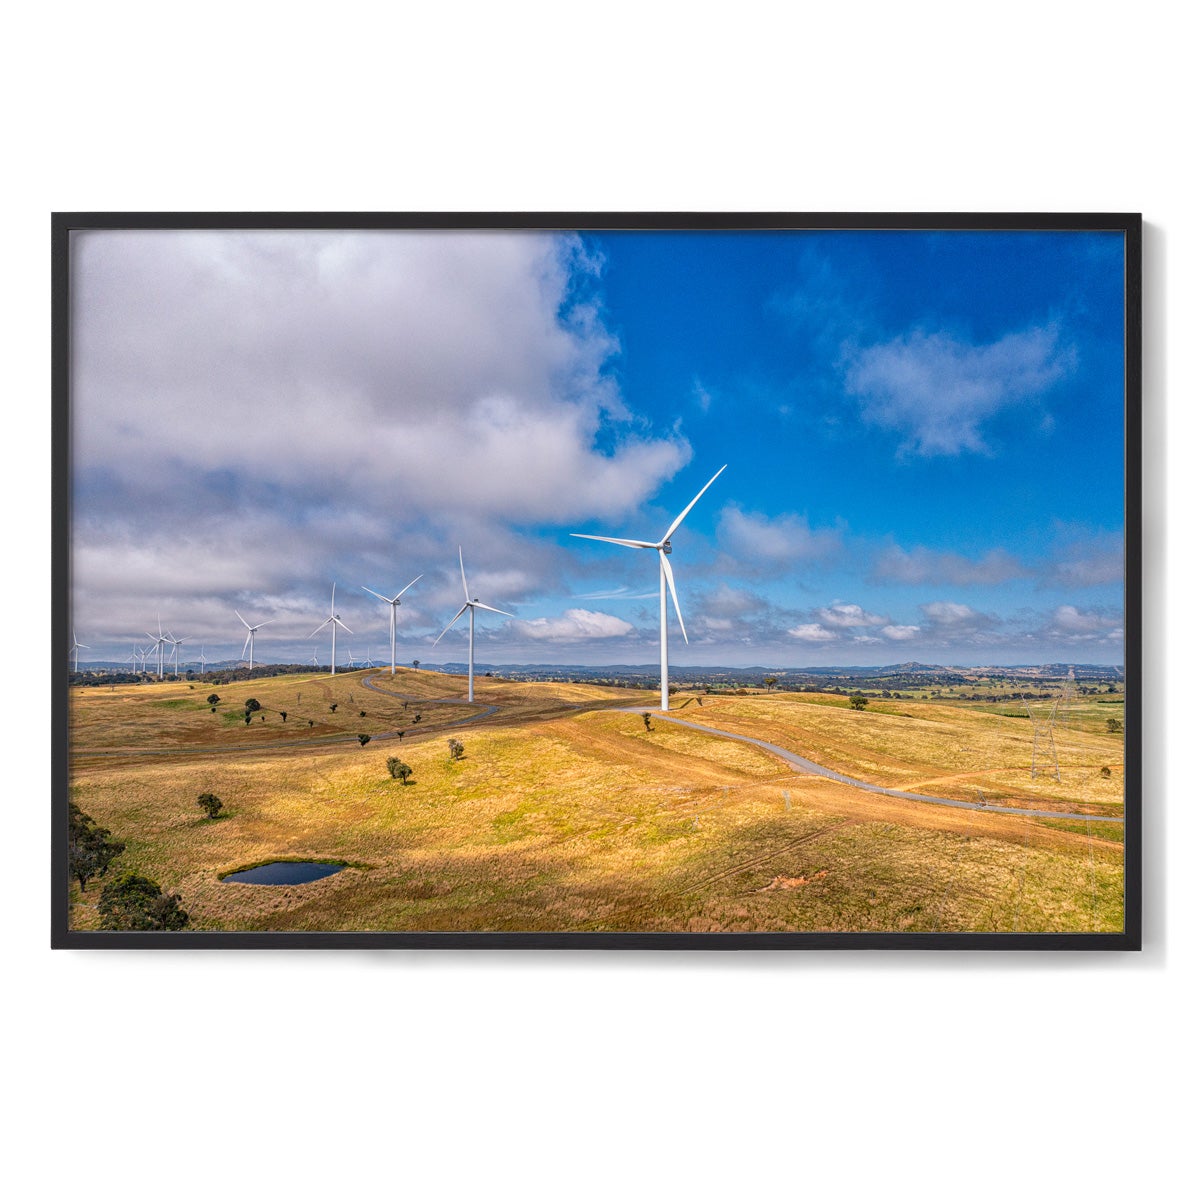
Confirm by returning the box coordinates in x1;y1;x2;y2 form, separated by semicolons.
1022;695;1061;781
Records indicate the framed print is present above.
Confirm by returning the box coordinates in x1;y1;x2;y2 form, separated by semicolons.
53;213;1140;948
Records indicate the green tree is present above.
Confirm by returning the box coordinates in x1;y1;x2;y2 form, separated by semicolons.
850;694;868;711
329;703;338;713
206;693;220;705
412;660;420;670
448;738;465;760
68;803;125;891
98;873;189;930
280;711;287;722
387;757;413;783
763;676;778;692
197;792;223;819
1106;717;1123;733
358;733;371;746
642;712;652;730
244;698;261;713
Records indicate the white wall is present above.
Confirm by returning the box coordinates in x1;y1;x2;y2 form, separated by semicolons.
7;4;1194;1196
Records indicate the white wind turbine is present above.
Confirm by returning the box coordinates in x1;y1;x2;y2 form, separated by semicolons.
166;632;186;675
362;575;422;675
433;548;514;703
346;648;357;670
310;584;352;676
70;630;90;673
235;611;273;670
145;617;170;679
198;645;208;673
572;464;726;712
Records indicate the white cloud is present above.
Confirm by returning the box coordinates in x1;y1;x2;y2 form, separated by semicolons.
815;602;890;628
844;323;1076;456
511;609;634;642
881;624;921;641
921;601;987;628
716;504;842;571
787;623;839;642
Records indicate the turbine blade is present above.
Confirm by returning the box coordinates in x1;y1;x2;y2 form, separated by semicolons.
309;618;332;638
361;586;389;603
570;533;657;549
235;610;251;630
661;464;727;543
242;631;252;658
660;549;688;645
433;605;469;646
473;602;514;618
333;617;353;633
394;574;423;601
459;547;470;602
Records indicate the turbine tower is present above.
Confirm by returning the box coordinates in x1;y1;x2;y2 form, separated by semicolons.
362;575;422;675
145;617;170;679
433;548;513;703
70;631;90;673
235;611;272;670
167;632;186;675
572;464;726;711
310;584;352;676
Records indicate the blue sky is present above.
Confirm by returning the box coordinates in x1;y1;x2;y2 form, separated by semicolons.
71;227;1126;667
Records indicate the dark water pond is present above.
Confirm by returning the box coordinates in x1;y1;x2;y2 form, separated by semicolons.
222;861;345;886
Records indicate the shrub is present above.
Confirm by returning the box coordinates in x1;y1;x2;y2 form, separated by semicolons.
358;733;371;747
207;693;220;705
197;792;223;819
244;698;261;713
359;710;366;718
330;703;338;713
413;713;422;723
244;713;252;725
448;738;465;760
850;694;868;711
1100;766;1112;779
642;712;652;730
387;758;413;783
98;872;189;931
1106;718;1123;733
280;711;287;722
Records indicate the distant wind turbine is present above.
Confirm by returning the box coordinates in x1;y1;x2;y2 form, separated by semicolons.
346;648;357;670
235;611;273;669
310;584;352;676
572;464;726;711
198;645;208;672
70;631;90;673
310;648;319;668
433;548;513;703
166;632;186;674
145;616;170;679
362;575;422;675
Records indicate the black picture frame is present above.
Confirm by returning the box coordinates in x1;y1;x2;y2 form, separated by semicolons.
53;211;1141;950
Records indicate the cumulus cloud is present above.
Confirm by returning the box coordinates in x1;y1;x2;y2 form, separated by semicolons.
920;601;997;630
881;624;921;641
1043;531;1124;588
873;543;1028;586
815;602;890;628
1044;605;1123;642
510;609;634;642
844;323;1076;456
787;623;839;642
70;230;691;651
716;504;842;573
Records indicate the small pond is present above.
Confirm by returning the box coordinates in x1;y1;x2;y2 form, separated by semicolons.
222;861;346;886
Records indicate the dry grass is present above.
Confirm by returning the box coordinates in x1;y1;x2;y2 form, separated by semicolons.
67;680;1125;935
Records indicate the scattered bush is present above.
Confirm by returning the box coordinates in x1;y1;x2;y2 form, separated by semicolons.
642;712;652;730
207;693;220;705
358;733;371;747
196;792;223;819
1100;766;1112;779
244;713;252;725
330;703;338;713
1106;718;1123;733
280;711;287;722
850;694;868;711
387;758;413;783
448;738;465;760
68;803;125;891
359;710;366;718
308;719;314;727
98;872;189;931
244;698;261;713
413;713;422;723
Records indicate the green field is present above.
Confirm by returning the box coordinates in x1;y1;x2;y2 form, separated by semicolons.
67;669;1125;934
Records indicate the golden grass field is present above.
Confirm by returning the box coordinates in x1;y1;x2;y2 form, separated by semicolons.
67;669;1125;934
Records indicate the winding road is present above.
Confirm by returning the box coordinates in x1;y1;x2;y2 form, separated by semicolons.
620;709;1123;824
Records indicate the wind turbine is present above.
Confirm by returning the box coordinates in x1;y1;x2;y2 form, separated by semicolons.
198;645;208;673
362;575;422;675
346;648;358;670
145;617;170;679
310;584;352;676
70;631;90;673
572;464;726;711
433;548;513;703
235;611;273;670
166;632;186;675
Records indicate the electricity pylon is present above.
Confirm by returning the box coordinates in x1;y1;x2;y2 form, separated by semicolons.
1022;695;1061;782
